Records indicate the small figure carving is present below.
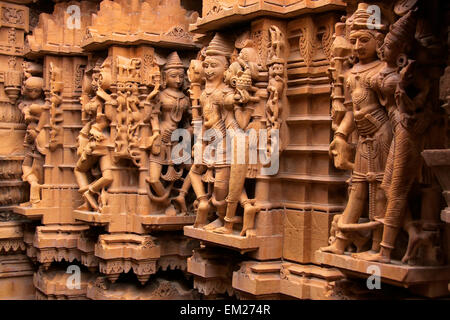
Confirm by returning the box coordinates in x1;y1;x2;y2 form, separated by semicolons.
75;59;114;211
116;56;141;79
18;73;45;206
48;62;64;151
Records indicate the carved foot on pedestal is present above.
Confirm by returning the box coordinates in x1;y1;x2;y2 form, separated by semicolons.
213;224;233;235
173;194;188;215
164;205;177;216
204;218;224;231
83;190;99;211
352;251;391;264
319;243;344;255
193;200;210;228
20;201;32;207
240;204;260;237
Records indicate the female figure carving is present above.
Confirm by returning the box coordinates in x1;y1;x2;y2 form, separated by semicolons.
147;52;192;214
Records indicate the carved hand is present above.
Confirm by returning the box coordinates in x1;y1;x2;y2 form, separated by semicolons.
90;126;105;142
25;129;38;144
146;82;160;103
144;131;160;150
329;135;354;170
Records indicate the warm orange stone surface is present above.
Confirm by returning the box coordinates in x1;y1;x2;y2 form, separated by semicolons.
0;0;448;300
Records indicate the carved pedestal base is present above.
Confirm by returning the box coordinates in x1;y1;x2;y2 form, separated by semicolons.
184;209;283;260
77;231;99;271
14;189;82;224
34;266;97;300
187;248;237;297
86;276;199;300
157;233;199;272
24;224;89;269
140;214;196;232
315;251;450;298
95;233;160;284
0;220;26;253
233;261;343;300
75;209;197;233
0;253;35;299
422;150;450;224
73;209;110;227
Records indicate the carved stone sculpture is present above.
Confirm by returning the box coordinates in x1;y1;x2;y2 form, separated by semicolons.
18;72;45;205
0;0;449;301
321;2;447;269
321;3;393;256
146;51;192;216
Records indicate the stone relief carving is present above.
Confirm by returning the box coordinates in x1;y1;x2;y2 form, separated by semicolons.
321;2;446;267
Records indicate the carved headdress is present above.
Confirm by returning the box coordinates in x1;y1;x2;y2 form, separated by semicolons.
345;2;387;51
205;33;233;58
347;2;387;32
385;9;417;45
164;52;185;70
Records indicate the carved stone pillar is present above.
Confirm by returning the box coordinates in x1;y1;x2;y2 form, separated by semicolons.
0;0;34;300
12;1;98;299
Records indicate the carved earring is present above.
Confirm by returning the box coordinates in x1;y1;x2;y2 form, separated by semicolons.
396;53;408;68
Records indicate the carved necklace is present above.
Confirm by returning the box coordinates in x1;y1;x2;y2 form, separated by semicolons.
349;61;381;106
161;89;186;123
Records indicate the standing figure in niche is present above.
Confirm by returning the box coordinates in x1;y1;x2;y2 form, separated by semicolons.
190;33;236;229
147;52;192;215
214;38;262;235
320;3;392;255
19;76;45;205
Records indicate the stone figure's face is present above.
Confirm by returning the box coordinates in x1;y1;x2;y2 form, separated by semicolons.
25;86;42;100
117;81;125;92
349;30;378;63
125;81;134;93
24;77;43;100
270;63;284;76
165;68;184;89
203;56;226;82
379;34;399;63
